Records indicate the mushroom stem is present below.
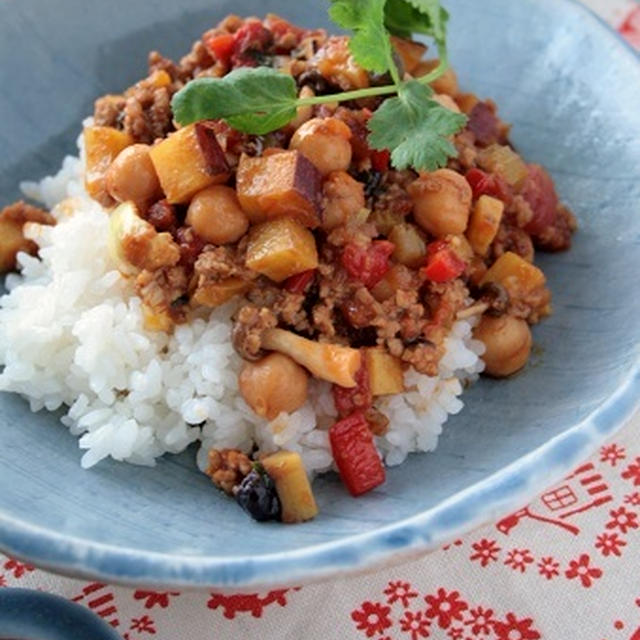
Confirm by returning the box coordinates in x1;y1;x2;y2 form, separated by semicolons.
262;328;361;388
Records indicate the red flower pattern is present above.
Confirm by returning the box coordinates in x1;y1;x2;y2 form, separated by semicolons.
424;588;468;629
129;615;156;634
351;601;392;638
399;610;431;639
595;532;627;557
447;627;464;640
493;613;541;640
622;457;640;486
133;591;180;609
600;443;626;466
0;575;6;587
625;492;640;506
465;606;495;635
469;539;501;567
565;554;603;588
606;506;638;534
504;549;534;573
3;559;34;579
384;580;418;608
537;556;560;580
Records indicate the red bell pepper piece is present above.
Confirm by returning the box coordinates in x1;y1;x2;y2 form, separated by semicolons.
203;33;236;66
370;149;390;172
465;168;512;204
330;411;386;496
341;240;395;289
422;242;466;283
284;269;316;294
332;357;372;418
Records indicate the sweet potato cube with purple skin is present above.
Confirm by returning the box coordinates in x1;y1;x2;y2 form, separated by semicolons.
149;123;230;204
236;151;322;228
480;251;545;300
261;450;318;523
365;348;405;396
246;217;318;283
192;277;252;308
84;126;134;205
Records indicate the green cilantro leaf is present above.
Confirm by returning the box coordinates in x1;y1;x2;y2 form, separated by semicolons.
171;67;298;135
405;0;448;44
368;80;467;171
329;0;397;77
385;0;449;50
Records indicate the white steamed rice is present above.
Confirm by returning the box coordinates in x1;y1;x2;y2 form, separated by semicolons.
0;133;485;476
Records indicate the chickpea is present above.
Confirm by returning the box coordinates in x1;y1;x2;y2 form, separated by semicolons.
289;117;352;176
413;59;459;96
289;86;315;130
239;353;309;420
186;186;249;245
321;171;365;230
105;144;161;207
473;314;532;377
408;169;472;237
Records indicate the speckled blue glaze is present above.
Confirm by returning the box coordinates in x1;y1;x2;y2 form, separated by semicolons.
0;0;639;590
0;588;122;640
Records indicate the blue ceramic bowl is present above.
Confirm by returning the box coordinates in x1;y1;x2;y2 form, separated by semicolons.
0;588;121;640
0;0;639;590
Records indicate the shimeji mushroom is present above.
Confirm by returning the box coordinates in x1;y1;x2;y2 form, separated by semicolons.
262;328;361;388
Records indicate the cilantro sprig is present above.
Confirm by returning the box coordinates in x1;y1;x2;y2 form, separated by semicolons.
171;0;467;172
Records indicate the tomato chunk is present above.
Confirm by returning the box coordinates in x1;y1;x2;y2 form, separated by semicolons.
332;357;372;418
422;241;466;283
521;164;558;236
465;168;512;204
203;34;235;66
342;240;395;288
231;21;273;68
370;149;390;172
284;269;316;294
330;411;386;496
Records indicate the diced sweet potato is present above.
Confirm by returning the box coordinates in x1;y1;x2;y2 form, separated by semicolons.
388;223;426;268
84;126;134;205
236;151;322;228
467;195;504;256
192;277;251;308
261;450;318;523
149;123;230;203
366;349;405;396
477;145;528;189
480;251;545;299
245;217;318;282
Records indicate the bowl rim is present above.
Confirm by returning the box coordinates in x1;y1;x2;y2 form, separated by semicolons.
0;588;122;640
0;0;639;590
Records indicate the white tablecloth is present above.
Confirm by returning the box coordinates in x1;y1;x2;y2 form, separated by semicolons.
2;1;639;638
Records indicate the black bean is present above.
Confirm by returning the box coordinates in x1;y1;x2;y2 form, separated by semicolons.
234;469;281;522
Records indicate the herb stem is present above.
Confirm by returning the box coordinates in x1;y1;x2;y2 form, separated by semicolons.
295;55;450;111
295;84;399;108
416;45;450;86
